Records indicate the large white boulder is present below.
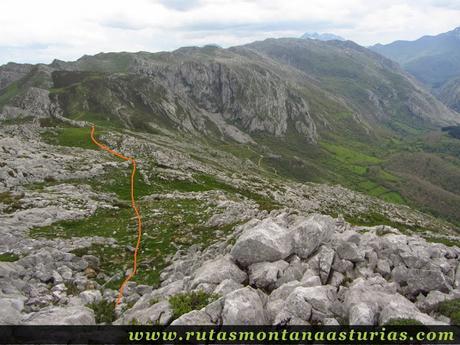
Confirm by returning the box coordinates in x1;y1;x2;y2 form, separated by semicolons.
248;260;289;289
336;242;364;263
22;306;96;325
349;303;376;325
317;246;335;284
130;280;185;312
191;256;247;288
283;289;312;321
115;300;173;325
171;310;213;325
0;298;23;325
230;219;293;266
291;215;336;259
405;269;450;296
288;286;337;319
379;301;445;325
222;287;268;325
214;279;244;296
344;276;445;326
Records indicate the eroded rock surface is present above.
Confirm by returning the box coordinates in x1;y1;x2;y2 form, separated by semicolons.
117;212;460;325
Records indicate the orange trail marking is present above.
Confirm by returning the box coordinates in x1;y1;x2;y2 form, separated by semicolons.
90;125;143;305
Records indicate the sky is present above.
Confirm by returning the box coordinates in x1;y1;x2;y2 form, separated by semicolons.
0;0;459;65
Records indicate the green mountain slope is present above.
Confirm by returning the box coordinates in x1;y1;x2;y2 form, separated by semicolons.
2;38;460;225
242;38;459;128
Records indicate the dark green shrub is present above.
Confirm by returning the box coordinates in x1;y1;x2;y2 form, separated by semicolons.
88;299;116;324
437;298;460;325
169;291;219;320
384;318;423;325
0;252;19;262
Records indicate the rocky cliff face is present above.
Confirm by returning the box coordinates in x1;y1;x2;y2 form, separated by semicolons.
48;57;318;143
133;56;318;140
440;77;460;112
0;63;33;91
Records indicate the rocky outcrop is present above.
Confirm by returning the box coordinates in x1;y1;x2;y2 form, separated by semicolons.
343;276;443;325
117;212;460;326
248;260;289;289
1;88;52;120
115;300;173;325
221;287;268;325
130;56;319;142
230;214;335;266
0;63;33;91
0;298;24;325
191;256;247;290
22;305;96;325
291;215;336;259
171;309;213;325
230;217;293;266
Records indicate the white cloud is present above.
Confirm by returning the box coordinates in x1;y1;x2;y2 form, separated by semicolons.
0;0;459;64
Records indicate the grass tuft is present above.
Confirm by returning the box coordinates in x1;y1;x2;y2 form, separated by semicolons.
384;318;423;326
0;192;23;213
169;291;219;320
41;127;99;150
437;298;460;325
64;282;80;296
0;253;20;262
88;299;116;324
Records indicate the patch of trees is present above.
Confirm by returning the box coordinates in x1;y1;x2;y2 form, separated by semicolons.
442;125;460;139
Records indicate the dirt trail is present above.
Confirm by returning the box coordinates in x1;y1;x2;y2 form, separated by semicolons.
90;125;142;305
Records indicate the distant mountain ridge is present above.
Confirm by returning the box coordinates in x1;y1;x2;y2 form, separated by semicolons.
301;32;345;41
370;26;460;90
1;37;457;141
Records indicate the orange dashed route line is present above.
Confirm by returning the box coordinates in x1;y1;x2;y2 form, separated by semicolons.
90;125;142;306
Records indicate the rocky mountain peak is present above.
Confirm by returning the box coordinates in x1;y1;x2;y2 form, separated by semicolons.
301;32;345;41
